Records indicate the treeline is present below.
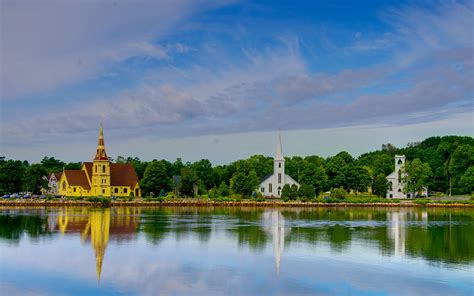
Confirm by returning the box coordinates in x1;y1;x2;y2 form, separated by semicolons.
0;135;472;197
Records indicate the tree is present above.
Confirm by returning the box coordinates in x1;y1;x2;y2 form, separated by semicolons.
326;154;350;189
0;160;26;195
449;145;474;188
230;169;258;197
330;187;347;199
218;182;229;197
140;160;171;196
402;158;432;196
298;183;315;198
281;184;291;199
191;159;215;190
347;165;371;194
459;166;474;193
373;173;389;197
64;162;81;170
23;164;48;194
299;161;327;195
179;167;200;197
290;184;299;200
40;156;65;173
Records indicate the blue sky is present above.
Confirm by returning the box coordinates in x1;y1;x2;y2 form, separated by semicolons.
1;0;473;163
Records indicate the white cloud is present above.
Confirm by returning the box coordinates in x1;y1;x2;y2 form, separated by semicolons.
0;0;234;98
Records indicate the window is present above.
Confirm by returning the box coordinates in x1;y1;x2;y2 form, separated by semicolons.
389;181;393;191
73;187;76;192
278;173;282;184
398;159;403;165
389;194;393;198
114;188;118;194
398;170;402;183
124;188;128;194
398;188;402;192
278;186;281;195
278;163;281;168
95;166;97;173
102;189;105;194
269;183;272;193
261;187;265;193
62;181;66;190
102;165;106;173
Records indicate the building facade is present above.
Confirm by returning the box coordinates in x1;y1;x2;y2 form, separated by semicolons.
44;173;62;195
58;125;141;197
259;133;299;197
386;155;427;198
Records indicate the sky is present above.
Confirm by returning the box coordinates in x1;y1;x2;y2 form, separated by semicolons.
1;0;473;164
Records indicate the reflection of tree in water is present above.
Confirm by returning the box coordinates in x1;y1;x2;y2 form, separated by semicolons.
0;207;473;268
140;208;213;245
0;209;52;241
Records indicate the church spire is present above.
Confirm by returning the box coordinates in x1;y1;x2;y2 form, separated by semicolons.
94;124;108;161
275;130;283;160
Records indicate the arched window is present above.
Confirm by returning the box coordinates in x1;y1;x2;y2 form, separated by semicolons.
278;163;281;168
389;181;393;191
398;188;402;192
398;159;403;165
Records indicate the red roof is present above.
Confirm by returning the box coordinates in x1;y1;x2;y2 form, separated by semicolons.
63;170;91;190
110;163;139;187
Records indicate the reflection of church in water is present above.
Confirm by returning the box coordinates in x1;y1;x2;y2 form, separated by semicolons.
51;208;141;282
262;209;290;274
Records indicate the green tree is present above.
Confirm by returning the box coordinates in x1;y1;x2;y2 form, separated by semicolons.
218;182;229;197
298;183;315;198
23;164;48;194
230;169;258;197
373;173;389;197
140;160;171;196
299;160;327;195
347;165;372;194
330;187;347;199
0;160;26;195
64;162;81;170
191;159;215;190
290;184;299;200
40;156;65;174
179;167;200;197
449;145;474;189
281;184;291;200
459;166;474;193
403;158;432;196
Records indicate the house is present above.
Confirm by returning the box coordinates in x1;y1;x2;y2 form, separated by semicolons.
58;125;141;197
259;133;299;197
44;172;62;195
386;155;427;198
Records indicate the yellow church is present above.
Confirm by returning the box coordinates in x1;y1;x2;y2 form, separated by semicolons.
58;125;141;197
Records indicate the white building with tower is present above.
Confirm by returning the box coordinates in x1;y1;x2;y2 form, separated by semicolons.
386;155;428;198
259;133;299;198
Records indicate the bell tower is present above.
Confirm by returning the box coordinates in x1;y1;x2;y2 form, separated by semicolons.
92;124;111;197
274;131;285;194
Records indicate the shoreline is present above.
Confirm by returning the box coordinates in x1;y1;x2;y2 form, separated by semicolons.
0;200;472;208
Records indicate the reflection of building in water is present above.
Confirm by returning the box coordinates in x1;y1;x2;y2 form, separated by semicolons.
387;211;407;256
262;209;290;274
56;208;140;282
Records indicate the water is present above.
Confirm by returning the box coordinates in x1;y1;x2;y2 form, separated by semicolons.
0;207;473;295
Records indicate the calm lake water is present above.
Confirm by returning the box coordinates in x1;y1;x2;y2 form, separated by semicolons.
0;207;472;295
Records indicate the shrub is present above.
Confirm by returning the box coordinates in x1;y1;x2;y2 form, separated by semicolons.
330;187;347;199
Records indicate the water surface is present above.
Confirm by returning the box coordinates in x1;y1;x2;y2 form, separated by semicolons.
0;207;473;295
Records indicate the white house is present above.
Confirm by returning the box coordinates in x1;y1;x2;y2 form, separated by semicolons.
386;155;427;198
259;133;299;198
44;173;61;195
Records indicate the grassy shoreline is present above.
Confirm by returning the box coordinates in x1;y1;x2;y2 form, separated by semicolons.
0;198;473;208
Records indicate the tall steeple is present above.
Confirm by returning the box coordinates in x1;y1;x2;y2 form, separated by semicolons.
275;130;283;160
94;124;108;161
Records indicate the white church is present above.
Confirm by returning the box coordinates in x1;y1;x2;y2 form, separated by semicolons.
259;133;300;198
386;155;428;198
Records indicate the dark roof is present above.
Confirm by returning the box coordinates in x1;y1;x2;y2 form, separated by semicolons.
110;163;139;187
63;170;91;190
260;173;273;183
48;172;62;180
83;162;93;181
